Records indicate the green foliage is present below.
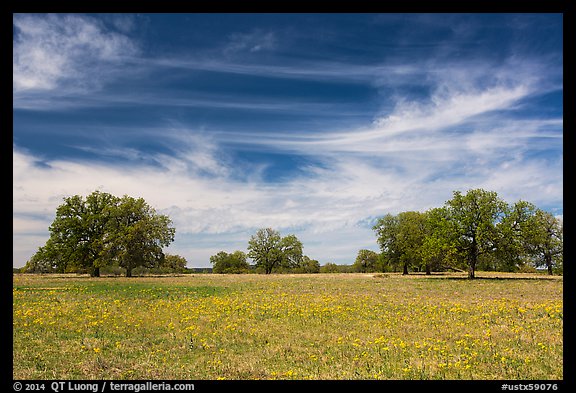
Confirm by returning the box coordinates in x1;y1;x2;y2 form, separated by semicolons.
319;263;354;273
161;254;189;273
445;189;508;278
419;207;462;274
397;211;427;274
376;253;395;272
247;228;303;274
23;242;61;274
25;190;175;277
373;189;563;278
210;251;250;274
320;262;339;273
92;254;187;276
292;256;320;273
352;249;379;273
46;191;120;276
373;211;428;274
522;209;563;275
105;195;175;277
373;213;401;272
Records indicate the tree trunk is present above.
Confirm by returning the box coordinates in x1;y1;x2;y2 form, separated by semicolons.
425;263;431;275
91;266;100;277
126;267;133;277
468;254;476;279
468;239;478;279
546;254;553;275
403;263;408;275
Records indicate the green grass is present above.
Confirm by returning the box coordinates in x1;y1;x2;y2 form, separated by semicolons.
13;272;562;380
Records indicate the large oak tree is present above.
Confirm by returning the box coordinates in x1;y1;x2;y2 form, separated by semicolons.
444;189;508;279
247;228;303;274
27;191;175;277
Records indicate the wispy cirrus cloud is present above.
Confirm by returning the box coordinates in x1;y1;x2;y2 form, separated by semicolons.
218;56;561;156
13;14;138;95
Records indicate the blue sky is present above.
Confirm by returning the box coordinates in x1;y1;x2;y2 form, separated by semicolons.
13;13;563;268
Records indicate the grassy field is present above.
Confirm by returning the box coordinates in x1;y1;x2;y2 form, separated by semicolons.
13;272;562;380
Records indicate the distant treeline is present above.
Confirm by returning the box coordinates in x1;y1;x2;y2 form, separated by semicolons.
21;189;562;278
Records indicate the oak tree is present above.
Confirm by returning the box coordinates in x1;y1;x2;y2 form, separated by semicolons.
247;228;303;274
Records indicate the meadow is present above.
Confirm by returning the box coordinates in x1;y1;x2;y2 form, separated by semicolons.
13;272;562;380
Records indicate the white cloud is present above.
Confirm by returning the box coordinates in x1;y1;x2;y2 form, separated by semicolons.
477;158;563;207
13;14;138;94
373;85;529;135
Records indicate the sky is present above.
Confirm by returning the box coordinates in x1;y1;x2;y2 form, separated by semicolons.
13;13;563;268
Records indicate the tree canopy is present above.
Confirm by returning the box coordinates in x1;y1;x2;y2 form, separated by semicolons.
444;189;508;278
373;189;563;278
353;249;379;273
210;251;250;274
25;191;175;277
247;228;303;274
